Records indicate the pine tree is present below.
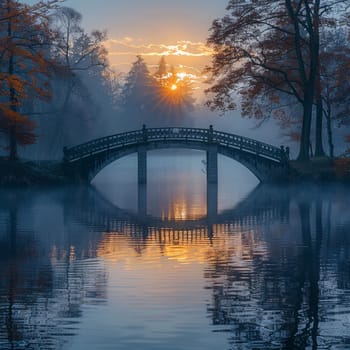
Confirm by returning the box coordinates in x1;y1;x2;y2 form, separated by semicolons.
119;56;158;125
154;56;167;83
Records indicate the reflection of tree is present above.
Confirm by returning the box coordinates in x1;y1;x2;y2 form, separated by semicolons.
205;186;350;349
0;201;54;349
0;190;107;350
59;185;350;349
1;185;350;349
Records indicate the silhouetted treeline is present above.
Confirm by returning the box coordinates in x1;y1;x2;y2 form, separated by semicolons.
0;1;195;161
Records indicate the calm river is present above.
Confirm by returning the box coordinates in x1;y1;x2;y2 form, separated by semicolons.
0;150;350;350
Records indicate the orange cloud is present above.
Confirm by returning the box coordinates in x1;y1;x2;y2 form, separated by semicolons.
103;37;211;99
104;37;212;58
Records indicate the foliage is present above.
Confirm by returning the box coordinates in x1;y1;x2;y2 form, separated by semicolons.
0;0;59;159
206;0;350;161
118;55;195;127
119;55;158;118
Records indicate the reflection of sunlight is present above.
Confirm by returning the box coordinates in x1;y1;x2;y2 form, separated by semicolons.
159;191;205;220
96;225;268;267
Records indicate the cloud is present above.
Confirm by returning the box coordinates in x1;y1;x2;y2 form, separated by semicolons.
104;37;211;98
104;37;212;58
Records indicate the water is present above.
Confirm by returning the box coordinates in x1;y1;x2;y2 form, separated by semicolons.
0;151;350;350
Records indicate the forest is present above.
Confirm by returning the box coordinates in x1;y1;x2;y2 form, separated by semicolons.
1;0;350;170
206;0;350;162
0;0;195;161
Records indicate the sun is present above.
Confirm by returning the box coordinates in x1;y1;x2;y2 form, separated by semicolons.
170;84;178;91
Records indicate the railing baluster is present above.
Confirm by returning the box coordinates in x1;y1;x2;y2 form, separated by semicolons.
65;126;284;163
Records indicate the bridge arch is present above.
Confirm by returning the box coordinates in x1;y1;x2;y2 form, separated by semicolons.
63;126;289;183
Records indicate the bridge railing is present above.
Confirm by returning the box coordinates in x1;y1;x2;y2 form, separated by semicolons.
213;130;284;160
64;126;287;163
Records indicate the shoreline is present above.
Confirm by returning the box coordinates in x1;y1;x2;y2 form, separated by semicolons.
0;159;69;187
0;157;350;187
288;157;350;183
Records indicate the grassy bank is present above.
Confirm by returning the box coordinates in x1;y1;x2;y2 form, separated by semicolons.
289;157;350;182
0;159;69;186
1;156;350;187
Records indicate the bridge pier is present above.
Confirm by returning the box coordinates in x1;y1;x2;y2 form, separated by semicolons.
206;145;218;231
206;145;218;184
138;183;147;218
138;146;147;185
207;182;218;220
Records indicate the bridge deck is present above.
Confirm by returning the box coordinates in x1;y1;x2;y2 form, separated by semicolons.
64;126;288;164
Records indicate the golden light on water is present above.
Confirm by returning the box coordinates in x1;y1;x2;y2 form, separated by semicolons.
158;195;206;221
95;226;266;268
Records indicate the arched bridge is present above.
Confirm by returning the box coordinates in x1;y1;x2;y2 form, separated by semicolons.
63;126;290;183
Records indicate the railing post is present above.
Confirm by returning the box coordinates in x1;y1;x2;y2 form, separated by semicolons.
208;125;214;143
280;145;285;162
142;124;148;142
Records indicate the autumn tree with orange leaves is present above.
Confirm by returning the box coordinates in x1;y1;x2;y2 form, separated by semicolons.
0;0;59;160
206;0;350;161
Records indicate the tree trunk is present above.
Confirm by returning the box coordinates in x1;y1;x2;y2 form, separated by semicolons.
314;7;325;158
315;98;325;157
9;125;17;160
7;0;18;160
297;0;320;162
324;101;334;159
297;92;313;161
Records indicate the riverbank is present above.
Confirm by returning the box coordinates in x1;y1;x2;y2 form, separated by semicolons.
1;157;350;186
289;157;350;182
0;159;68;186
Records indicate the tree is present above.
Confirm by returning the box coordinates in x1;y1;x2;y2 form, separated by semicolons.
154;56;167;82
153;58;195;125
0;0;58;160
118;56;195;127
45;6;108;152
119;55;159;126
206;0;349;161
51;6;108;108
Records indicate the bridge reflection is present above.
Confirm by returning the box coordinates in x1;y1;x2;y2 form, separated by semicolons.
1;185;349;349
63;184;290;237
138;181;217;221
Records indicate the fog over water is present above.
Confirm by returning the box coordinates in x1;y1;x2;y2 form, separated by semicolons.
1;152;350;350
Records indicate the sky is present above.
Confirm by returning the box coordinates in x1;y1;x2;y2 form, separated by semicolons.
53;0;228;73
23;0;287;145
22;0;228;70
